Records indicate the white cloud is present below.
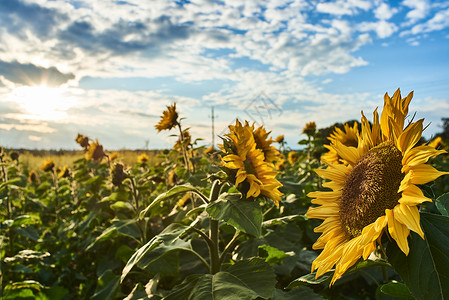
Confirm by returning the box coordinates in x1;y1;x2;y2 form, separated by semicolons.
316;0;371;16
410;8;449;34
358;20;398;38
402;0;430;25
374;2;399;20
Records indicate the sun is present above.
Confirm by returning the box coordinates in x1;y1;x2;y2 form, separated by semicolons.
7;85;77;121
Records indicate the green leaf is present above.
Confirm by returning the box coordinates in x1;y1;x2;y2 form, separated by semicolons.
259;245;289;265
4;250;50;263
379;281;414;299
387;212;449;300
164;258;275;300
110;201;134;211
206;194;263;237
287;272;330;288
262;215;306;227
91;270;121;300
121;223;196;282
140;185;202;219
271;287;324;300
87;219;141;250
435;192;449;216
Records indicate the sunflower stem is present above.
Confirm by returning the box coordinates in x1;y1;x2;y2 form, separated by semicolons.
209;179;224;274
177;123;192;174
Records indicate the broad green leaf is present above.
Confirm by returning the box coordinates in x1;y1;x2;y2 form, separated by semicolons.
206;194;262;237
91;270;121;300
262;215;307;227
86;219;141;250
271;286;324;300
379;281;414;299
121;223;196;282
287;272;330;288
164;258;275;300
110;201;134;211
387;212;449;300
259;245;290;265
435;192;449;216
140;185;202;219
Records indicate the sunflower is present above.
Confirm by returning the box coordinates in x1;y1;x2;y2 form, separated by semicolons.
253;124;281;164
76;133;90;149
41;159;55;172
322;122;359;164
275;135;284;143
220;120;283;206
428;136;445;149
85;140;105;161
155;103;179;132
303;121;317;137
138;153;150;163
288;151;300;165
306;89;449;285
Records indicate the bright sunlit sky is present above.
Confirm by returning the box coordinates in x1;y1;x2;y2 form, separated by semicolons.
1;0;449;150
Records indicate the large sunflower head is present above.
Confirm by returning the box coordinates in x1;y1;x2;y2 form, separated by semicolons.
306;89;449;285
220;120;283;206
155;103;179;132
41;159;55;172
322;122;359;164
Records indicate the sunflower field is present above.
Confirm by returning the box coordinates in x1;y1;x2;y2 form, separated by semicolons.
1;89;449;299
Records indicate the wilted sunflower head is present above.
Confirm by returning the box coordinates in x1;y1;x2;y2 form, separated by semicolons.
85;140;105;161
10;151;19;161
155;103;178;132
306;89;449;285
41;159;55;172
111;163;127;186
138;153;150;164
76;133;90;149
220;120;283;206
303;121;316;137
28;171;38;183
322;122;359;164
174;129;192;151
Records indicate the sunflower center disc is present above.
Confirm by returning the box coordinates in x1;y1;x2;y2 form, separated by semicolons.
340;141;404;237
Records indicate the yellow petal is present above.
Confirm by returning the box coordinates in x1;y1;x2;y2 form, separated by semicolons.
315;164;351;184
332;141;360;166
393;204;424;239
306;205;340;220
386;209;410;255
308;190;342;202
397;119;423;154
402;145;446;167
409;164;449;185
398;184;432;206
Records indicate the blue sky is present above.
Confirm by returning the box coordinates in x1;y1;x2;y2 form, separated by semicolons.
0;0;448;150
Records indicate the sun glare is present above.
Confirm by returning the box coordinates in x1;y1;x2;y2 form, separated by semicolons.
7;85;77;121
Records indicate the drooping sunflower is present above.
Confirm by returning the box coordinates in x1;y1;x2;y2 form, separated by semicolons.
220;120;283;206
155;103;179;132
85;140;105;161
306;89;449;285
322;122;359;164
